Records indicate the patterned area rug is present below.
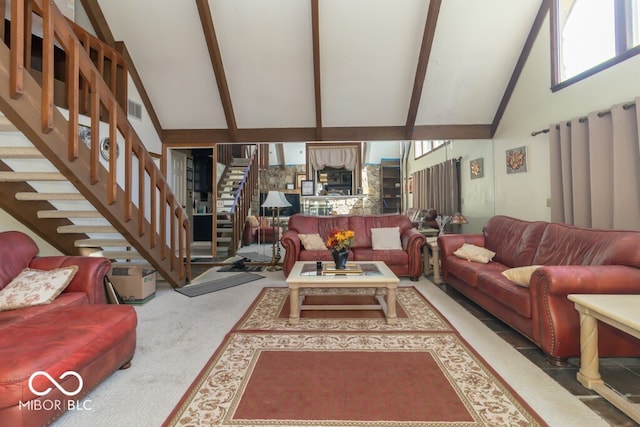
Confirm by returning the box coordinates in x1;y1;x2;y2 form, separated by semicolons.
233;287;454;332
164;287;547;427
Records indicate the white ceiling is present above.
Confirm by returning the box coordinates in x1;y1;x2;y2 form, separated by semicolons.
87;0;543;141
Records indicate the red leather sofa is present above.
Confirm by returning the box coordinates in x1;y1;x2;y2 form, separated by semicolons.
0;231;137;426
281;214;426;280
438;215;640;365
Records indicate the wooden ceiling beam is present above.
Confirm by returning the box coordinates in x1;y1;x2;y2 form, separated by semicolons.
78;0;115;47
196;0;238;142
162;124;491;144
405;0;441;140
311;0;322;141
490;0;550;137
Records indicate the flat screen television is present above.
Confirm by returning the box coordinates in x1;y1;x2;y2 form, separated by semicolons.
258;192;301;217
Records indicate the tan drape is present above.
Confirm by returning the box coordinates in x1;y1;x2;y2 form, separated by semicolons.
309;147;358;171
412;158;461;215
549;98;640;230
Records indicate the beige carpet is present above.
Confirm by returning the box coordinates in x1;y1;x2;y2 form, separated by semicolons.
54;271;607;427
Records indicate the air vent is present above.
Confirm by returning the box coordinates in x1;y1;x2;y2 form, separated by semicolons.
127;99;143;120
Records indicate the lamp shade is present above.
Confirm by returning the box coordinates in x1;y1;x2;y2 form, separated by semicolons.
261;191;291;208
451;213;468;224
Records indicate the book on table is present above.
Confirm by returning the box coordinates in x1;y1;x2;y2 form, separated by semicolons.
322;263;363;275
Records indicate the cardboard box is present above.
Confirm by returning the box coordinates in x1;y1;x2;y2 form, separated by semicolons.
109;267;156;305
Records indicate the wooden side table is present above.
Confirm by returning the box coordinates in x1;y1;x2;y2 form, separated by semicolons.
568;294;640;424
423;236;441;284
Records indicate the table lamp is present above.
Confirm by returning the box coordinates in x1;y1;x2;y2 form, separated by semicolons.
451;212;468;234
261;191;291;271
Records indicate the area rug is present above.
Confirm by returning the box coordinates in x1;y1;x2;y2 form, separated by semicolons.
233;287;455;332
163;331;546;426
175;273;264;297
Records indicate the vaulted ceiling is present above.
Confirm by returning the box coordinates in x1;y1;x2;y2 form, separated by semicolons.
79;0;547;144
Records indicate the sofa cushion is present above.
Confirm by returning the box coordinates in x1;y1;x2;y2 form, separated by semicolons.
349;215;413;249
0;266;78;311
299;233;327;251
444;257;506;288
477;271;532;319
483;216;547;267
453;244;495;264
371;227;402;250
0;304;137;408
533;222;640;267
247;215;260;227
501;265;542;287
0;231;39;290
352;248;407;265
0;292;88;330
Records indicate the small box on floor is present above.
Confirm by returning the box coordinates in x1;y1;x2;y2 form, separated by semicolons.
109;267;156;305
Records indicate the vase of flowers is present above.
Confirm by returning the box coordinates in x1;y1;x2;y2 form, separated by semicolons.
325;229;355;269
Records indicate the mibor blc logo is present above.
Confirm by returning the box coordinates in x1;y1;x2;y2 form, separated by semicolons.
19;370;92;412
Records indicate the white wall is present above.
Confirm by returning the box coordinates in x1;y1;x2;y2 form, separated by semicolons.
493;13;640;221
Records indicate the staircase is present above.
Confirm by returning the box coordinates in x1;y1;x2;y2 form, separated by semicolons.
0;0;190;286
214;158;251;257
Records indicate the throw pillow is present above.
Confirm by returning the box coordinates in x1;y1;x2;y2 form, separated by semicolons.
299;233;327;251
501;265;543;287
0;266;78;311
371;227;403;250
247;216;259;227
453;243;496;264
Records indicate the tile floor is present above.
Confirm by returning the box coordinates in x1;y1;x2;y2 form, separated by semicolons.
437;282;640;427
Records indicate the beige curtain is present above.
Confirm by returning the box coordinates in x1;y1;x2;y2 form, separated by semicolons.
549;98;640;230
309;147;358;171
412;158;461;215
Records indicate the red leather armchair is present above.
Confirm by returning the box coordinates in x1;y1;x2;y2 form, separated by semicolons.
242;215;282;246
0;231;137;426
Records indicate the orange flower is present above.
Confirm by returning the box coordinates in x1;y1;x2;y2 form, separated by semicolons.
326;229;355;251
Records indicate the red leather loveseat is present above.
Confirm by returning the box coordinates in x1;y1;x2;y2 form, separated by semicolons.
438;215;640;365
281;214;426;280
0;231;137;426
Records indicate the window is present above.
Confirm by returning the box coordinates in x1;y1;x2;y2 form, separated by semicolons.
552;0;640;90
414;140;448;159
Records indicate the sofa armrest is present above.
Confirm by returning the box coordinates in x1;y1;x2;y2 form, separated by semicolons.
281;229;302;277
529;265;640;358
400;228;426;252
28;256;112;304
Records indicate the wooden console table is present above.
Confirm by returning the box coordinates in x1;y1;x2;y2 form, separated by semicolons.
422;236;441;284
568;294;640;424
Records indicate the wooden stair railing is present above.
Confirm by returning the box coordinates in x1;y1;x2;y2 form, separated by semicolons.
225;148;259;257
2;0;190;287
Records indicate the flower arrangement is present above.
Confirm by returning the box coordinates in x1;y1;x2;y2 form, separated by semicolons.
325;229;355;252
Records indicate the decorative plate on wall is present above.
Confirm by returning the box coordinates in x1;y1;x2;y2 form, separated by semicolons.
470;158;483;179
100;137;119;161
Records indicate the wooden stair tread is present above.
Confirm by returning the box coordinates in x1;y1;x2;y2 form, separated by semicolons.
0;171;65;181
38;210;102;219
0;147;44;158
74;239;130;247
16;192;85;201
99;251;144;259
58;225;118;233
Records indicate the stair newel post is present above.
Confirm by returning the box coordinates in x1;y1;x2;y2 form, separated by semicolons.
40;0;54;133
10;0;24;99
67;37;80;160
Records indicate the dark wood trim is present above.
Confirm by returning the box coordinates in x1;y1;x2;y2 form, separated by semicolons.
162;124;492;144
311;0;322;140
196;0;238;142
115;41;163;138
405;0;441;140
550;0;560;86
491;0;550;137
78;0;115;47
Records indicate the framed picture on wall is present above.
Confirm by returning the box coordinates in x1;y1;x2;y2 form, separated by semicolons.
470;158;484;179
506;146;527;174
295;173;307;189
301;180;314;196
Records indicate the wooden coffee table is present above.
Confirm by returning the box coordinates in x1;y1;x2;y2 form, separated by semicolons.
286;261;399;325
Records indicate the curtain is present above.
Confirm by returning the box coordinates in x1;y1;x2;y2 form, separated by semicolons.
412;158;461;215
549;98;640;230
309;147;358;171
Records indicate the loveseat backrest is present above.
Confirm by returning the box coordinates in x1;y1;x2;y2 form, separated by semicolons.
532;223;640;267
0;231;39;290
483;215;547;267
287;214;350;241
348;214;413;249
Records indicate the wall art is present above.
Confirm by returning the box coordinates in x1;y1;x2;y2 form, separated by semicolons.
470;158;484;179
506;146;527;174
